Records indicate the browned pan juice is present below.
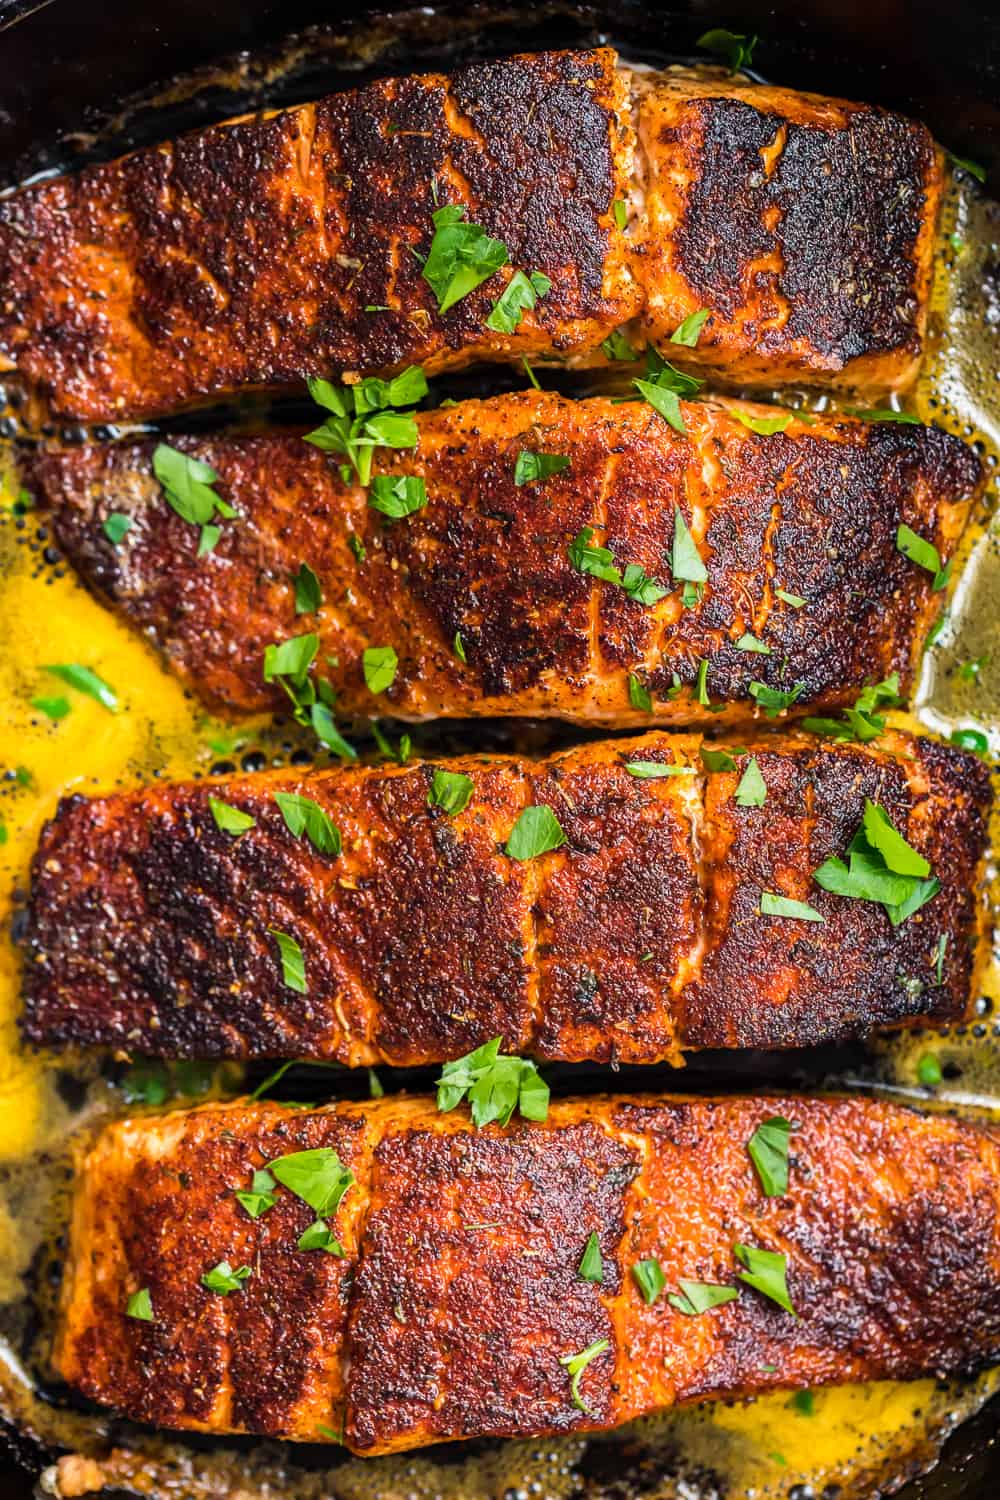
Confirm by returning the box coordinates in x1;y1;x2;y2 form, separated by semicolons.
0;16;999;1499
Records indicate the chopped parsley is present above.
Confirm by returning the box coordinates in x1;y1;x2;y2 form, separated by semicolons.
628;673;652;712
812;799;939;927
802;674;901;745
453;631;467;663
363;645;398;695
371;721;411;764
305;367;426;486
297;1220;345;1256
103;512;132;545
436;1036;549;1127
948;151;987;183
918;1052;943;1087
421;204;509;312
625;759;693;778
274;791;341;855
43;663;119;714
747;1116;792;1196
613;198;628;231
268;1147;355;1217
125;1288;154;1321
31;695;70;721
670;308;711;347
348;532;367;563
601;327;639;362
790;1390;815;1417
851;408;920;425
578;1231;603;1283
749;681;803;718
559;1338;610;1413
760;892;825;923
368;474;429;519
236;1169;278;1220
294;562;322;614
505;804;566;860
896;524;951;591
697;27;758;71
735;633;770;655
486;270;551;333
700;746;739;772
428;768;474;816
201;1261;252;1295
515;450;570;486
734;1243;795;1315
950;727;989;755
734;756;766;807
730;408;792;436
152;443;236;555
775;588;807;608
632;1257;666;1305
633;348;703;434
668;1280;739;1316
208;796;256;836
567;526;669;604
270;928;307;993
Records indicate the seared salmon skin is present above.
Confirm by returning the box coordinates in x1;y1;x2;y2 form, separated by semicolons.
29;394;980;723
22;730;991;1064
55;1092;1000;1449
0;49;943;422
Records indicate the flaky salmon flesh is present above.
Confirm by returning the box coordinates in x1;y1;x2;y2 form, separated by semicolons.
0;48;944;421
56;1092;1000;1452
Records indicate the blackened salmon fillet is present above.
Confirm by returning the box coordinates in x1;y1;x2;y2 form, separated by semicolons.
22;730;991;1064
55;1092;1000;1450
0;49;944;422
29;393;980;723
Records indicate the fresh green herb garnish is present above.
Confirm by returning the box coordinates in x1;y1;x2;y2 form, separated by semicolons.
760;892;825;923
297;1220;345;1255
103;512;132;545
934;932;949;983
31;695;70;721
578;1231;604;1283
270;928;307;993
802;674;901;745
813;799;938;927
428;768;474;816
730;408;792;436
515;451;571;486
734;756;767;807
268;1147;355;1217
305;368;426;486
152;444;236;555
368;1067;384;1098
628;673;652;712
436;1036;549;1127
264;631;319;685
749;681;803;717
348;531;367;564
274;791;341;855
559;1339;610;1414
453;631;467;663
522;356;541;390
948;151;986;183
700;746;739;773
294;562;322;614
918;1052;943;1087
567;526;669;605
311;702;358;760
695;659;711;707
125;1288;154;1321
736;632;770;655
896;524;951;591
734;1243;795;1315
697;27;757;71
670;308;711;347
368;474;429;519
422;204;509;312
790;1390;815;1416
624;760;693;778
668;1280;739;1316
633;348;703;434
236;1169;278;1220
363;645;398;695
632;1257;666;1305
601;327;638;362
505;804;566;860
775;588;807;608
43;663;119;713
208;796;256;836
202;1261;253;1295
370;721;411;764
120;1059;216;1106
747;1116;792;1196
851;407;920;424
486;270;551;333
613;198;628;231
950;727;989;755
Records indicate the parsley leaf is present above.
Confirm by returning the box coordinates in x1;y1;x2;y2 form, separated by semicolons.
670;507;707;588
668;1280;739;1316
601;327;639;362
851;407;920;424
566;527;669;605
296;1220;345;1255
125;1288;154;1321
311;702;358;760
698;27;758;71
428;768;474;816
896;524;951;591
559;1338;610;1413
103;512;132;545
305;368;426;486
515;450;570;486
486;270;551;333
453;631;467;663
363;645;398;695
802;674;901;745
948;151;987;183
747;1116;792;1196
628;673;652;712
734;756;767;807
208;796;256;836
613;199;628;231
670;308;711;347
750;681;803;717
294;562;322;614
918;1052;943;1087
813;799;938;926
153;444;236;556
264;632;319;685
736;633;770;655
436;1036;549;1127
201;1261;252;1295
268;1147;355;1217
700;746;739;773
730;408;792;436
632;1257;666;1305
760;892;825;923
505;805;566;860
578;1231;603;1283
625;760;693;778
369;474;428;519
270;928;307;992
236;1168;278;1220
421;204;509;312
734;1243;796;1315
775;587;807;608
31;695;70;721
274;791;341;855
43;663;119;713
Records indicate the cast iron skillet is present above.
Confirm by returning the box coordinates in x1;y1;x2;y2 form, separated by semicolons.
1;1;998;1495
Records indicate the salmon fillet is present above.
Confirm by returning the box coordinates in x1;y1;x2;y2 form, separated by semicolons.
22;730;991;1064
0;49;944;422
55;1092;1000;1450
30;394;980;723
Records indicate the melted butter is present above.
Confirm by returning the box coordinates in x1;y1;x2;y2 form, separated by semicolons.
1;71;1000;1500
